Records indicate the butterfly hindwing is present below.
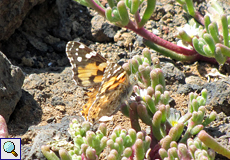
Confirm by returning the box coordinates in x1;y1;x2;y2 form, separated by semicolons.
87;62;131;123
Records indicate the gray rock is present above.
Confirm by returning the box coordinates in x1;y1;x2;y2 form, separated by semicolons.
185;75;205;86
24;131;53;160
8;89;41;134
52;41;66;53
177;83;202;94
72;21;86;36
0;0;45;41
0;0;92;67
134;35;145;47
51;96;65;106
161;62;185;85
0;52;24;122
22;116;80;160
204;78;230;115
22;32;48;52
91;15;120;42
176;76;230;115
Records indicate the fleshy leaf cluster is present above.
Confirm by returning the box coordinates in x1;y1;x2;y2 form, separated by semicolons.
73;0;230;64
41;48;230;159
41;119;152;160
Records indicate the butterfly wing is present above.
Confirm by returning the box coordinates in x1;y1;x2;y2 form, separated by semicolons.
87;63;133;123
66;41;107;87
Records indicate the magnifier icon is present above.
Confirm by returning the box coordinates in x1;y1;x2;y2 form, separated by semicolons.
3;141;18;157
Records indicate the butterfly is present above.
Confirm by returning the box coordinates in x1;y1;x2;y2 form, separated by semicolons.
66;41;136;123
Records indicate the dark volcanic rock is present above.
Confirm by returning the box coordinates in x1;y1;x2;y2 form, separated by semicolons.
91;15;120;42
0;0;45;41
0;52;24;122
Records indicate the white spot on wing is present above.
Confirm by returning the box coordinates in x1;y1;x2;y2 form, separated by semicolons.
69;57;74;62
75;52;78;56
77;57;82;62
66;48;70;52
86;53;92;58
107;73;111;78
71;42;74;48
73;63;77;68
76;48;79;51
113;66;122;74
79;44;85;49
90;51;97;56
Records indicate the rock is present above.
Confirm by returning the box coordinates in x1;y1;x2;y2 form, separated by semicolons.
114;29;137;48
176;83;202;94
21;56;35;67
21;115;80;160
22;32;48;52
163;4;174;13
51;96;65;106
44;35;61;45
8;89;42;134
161;62;185;85
0;0;91;67
91;15;119;42
72;21;86;36
51;41;66;53
134;35;145;47
185;75;205;86
176;76;230;115
0;52;24;122
121;33;135;48
0;0;45;41
204;77;230;115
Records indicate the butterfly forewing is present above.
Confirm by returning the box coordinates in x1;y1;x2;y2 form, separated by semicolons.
66;41;107;87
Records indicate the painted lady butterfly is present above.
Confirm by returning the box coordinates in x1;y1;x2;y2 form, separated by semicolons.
66;41;136;123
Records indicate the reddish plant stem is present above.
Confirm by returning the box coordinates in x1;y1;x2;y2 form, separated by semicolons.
196;54;230;64
87;0;197;56
194;11;205;26
86;0;106;16
126;21;198;55
129;102;141;132
85;0;230;64
149;129;161;159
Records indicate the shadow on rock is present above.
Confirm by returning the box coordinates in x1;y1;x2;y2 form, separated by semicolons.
8;89;42;135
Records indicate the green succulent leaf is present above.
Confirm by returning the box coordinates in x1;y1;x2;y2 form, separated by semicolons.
215;47;227;64
208;22;220;43
138;0;156;28
204;15;211;33
192;37;206;56
130;0;140;14
117;1;130;26
185;0;195;16
108;0;116;8
221;14;229;47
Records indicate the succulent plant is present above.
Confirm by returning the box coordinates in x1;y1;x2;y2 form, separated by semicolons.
73;0;230;64
42;47;230;159
41;119;152;160
177;1;230;64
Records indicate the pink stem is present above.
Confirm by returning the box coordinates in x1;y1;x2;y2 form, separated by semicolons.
85;0;230;64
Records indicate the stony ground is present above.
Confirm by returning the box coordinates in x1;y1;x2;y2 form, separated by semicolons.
2;0;230;159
